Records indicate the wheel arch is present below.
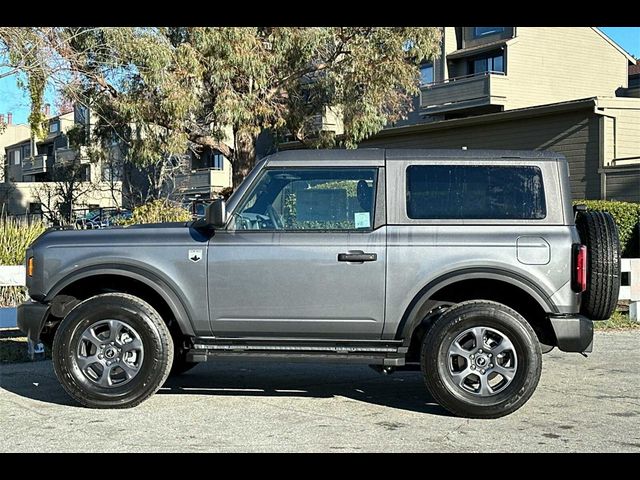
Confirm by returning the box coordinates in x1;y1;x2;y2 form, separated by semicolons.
44;266;195;337
398;268;558;349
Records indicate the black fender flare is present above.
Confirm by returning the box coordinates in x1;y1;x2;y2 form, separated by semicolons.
396;267;558;345
44;264;196;337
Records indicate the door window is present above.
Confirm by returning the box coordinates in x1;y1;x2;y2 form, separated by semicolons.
231;168;378;231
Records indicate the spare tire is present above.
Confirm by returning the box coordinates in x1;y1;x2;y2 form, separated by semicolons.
575;210;621;320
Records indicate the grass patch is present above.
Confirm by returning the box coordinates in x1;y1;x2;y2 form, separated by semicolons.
594;310;639;330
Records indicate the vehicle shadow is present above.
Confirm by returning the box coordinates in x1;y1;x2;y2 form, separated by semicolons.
0;359;450;416
159;361;451;416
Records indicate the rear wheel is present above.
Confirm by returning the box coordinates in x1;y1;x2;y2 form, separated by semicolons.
422;300;542;419
575;210;621;320
52;293;173;408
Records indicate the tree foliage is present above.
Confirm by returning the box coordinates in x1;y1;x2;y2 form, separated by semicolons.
2;27;442;186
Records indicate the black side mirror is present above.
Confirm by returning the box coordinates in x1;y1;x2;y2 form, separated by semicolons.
206;199;227;228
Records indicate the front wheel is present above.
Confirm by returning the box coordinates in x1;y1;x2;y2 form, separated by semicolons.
421;300;542;419
52;293;174;408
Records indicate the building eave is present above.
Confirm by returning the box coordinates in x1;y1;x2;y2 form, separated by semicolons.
372;98;599;139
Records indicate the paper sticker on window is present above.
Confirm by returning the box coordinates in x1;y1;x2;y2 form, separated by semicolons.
354;212;371;229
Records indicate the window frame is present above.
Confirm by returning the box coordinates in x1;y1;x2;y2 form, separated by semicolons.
468;51;505;75
420;63;434;86
49;121;59;134
473;27;505;38
212;153;224;170
405;164;547;221
227;166;380;233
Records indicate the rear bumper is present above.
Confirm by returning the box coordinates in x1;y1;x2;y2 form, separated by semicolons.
17;301;49;343
549;314;593;353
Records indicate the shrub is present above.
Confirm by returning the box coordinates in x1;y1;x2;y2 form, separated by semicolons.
120;200;192;226
574;200;640;257
0;218;47;307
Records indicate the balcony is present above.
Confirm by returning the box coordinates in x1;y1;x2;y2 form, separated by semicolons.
420;72;509;115
175;168;231;196
22;155;49;175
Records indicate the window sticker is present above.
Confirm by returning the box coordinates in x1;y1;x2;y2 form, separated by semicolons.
354;212;371;229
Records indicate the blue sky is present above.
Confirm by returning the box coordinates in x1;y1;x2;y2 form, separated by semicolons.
1;27;639;126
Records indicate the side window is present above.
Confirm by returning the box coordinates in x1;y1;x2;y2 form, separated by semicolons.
231;168;377;231
406;165;546;220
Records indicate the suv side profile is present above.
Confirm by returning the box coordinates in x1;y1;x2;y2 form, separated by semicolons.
17;149;620;418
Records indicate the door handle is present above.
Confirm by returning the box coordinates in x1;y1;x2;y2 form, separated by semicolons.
337;251;377;263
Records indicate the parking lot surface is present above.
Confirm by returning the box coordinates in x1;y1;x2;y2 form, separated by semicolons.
1;331;639;452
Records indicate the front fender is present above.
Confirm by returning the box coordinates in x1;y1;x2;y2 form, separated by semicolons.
44;264;196;337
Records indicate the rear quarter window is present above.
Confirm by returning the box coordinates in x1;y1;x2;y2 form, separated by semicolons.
406;165;546;220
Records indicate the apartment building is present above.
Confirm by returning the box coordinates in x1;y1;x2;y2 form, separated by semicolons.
0;113;30;183
364;27;640;202
1;105;122;218
174;145;233;201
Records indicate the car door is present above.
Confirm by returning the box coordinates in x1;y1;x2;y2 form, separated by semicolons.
208;166;386;340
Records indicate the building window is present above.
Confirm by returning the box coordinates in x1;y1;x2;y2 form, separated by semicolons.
406;165;546;220
420;63;434;85
49;121;59;134
28;202;42;214
212;153;224;170
473;27;504;38
469;52;504;75
102;163;122;182
13;150;21;165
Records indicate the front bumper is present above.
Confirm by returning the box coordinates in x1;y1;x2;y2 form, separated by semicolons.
549;314;593;353
17;301;50;343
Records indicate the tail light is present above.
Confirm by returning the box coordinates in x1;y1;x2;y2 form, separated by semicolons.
572;244;587;293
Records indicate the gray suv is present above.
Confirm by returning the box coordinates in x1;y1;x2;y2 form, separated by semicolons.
17;149;621;418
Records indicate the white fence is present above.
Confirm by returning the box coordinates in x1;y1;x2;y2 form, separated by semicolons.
1;260;639;327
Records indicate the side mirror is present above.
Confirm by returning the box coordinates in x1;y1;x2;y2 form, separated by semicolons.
206;199;227;228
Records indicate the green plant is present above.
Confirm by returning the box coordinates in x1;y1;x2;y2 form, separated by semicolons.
120;200;192;225
574;200;640;257
0;217;47;307
594;310;639;330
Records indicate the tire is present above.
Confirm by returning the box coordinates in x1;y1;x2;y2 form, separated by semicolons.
575;210;621;320
421;300;542;419
52;293;174;409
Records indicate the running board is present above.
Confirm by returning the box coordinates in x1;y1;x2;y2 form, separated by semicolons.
187;338;407;366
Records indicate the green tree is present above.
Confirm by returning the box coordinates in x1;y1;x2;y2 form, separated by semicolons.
3;27;442;188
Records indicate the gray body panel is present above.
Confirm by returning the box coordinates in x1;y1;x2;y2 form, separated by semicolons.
27;226;210;335
25;148;581;345
208;229;386;339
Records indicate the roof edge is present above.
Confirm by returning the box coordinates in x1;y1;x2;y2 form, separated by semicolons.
591;28;636;64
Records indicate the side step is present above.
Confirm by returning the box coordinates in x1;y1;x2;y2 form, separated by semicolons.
186;338;407;366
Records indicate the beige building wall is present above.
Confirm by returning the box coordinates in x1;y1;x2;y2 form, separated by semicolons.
596;97;640;166
3;181;122;216
0;123;30;181
503;28;630;110
210;157;233;191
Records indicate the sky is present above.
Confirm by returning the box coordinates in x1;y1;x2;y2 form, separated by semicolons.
1;27;639;126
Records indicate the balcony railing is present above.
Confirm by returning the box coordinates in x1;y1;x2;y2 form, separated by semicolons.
175;167;230;195
22;155;48;175
56;146;90;164
420;71;508;114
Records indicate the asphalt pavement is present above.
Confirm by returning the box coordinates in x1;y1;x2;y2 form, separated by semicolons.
1;330;639;452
